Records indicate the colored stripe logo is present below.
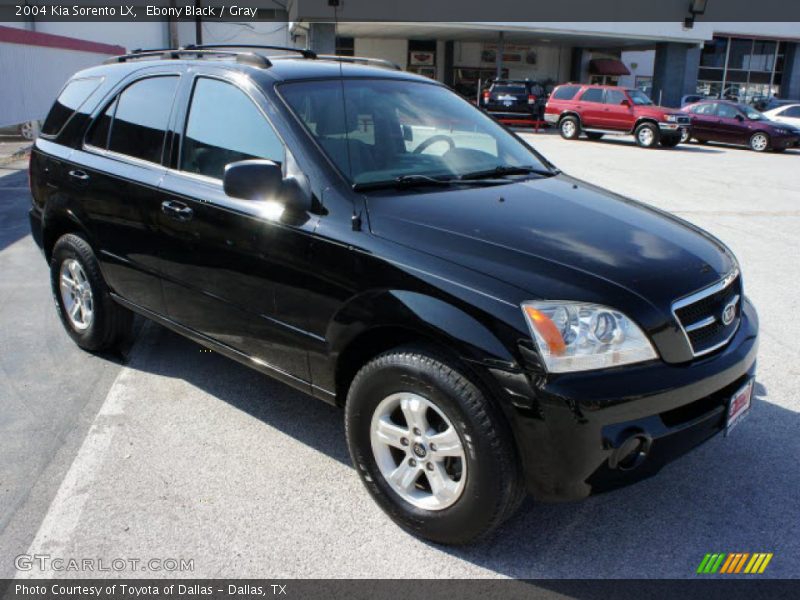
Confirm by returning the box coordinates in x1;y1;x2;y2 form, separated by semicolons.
697;552;773;574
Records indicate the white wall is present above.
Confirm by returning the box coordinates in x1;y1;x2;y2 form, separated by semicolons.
618;50;655;88
0;43;115;126
454;41;571;82
176;21;289;48
24;22;168;51
353;38;408;68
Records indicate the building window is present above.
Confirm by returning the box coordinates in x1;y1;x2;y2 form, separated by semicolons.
335;36;354;57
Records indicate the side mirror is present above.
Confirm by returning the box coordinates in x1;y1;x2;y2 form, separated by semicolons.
402;124;413;142
735;113;744;121
223;159;312;212
621;99;631;107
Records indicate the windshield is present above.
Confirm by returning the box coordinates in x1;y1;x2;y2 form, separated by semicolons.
740;105;765;120
627;90;653;106
279;78;551;186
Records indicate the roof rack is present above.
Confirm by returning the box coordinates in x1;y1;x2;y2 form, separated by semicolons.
104;48;271;68
183;44;317;59
316;55;402;71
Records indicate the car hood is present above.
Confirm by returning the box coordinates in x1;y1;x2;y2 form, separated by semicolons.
634;105;679;118
366;174;736;311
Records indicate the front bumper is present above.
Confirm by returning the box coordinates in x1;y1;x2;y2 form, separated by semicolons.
658;122;689;133
504;296;759;502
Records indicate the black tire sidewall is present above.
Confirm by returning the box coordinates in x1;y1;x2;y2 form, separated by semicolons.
50;235;113;351
346;353;515;544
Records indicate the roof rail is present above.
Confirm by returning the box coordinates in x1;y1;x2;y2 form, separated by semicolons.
103;48;271;68
316;55;402;71
183;44;316;59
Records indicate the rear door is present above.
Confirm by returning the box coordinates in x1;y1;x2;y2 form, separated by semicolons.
576;87;605;128
601;88;635;130
155;69;316;385
72;69;182;313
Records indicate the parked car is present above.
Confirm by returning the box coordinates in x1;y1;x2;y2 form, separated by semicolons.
752;96;800;112
681;100;799;152
30;47;758;545
0;120;40;140
680;94;707;107
480;79;547;125
763;103;800;131
544;83;690;148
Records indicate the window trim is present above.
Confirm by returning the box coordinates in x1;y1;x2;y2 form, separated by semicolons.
82;72;182;168
40;76;105;140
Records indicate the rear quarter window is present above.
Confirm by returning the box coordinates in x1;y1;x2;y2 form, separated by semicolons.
551;85;581;100
41;77;103;137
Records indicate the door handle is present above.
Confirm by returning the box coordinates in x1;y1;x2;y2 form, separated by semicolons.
68;169;90;182
161;200;194;221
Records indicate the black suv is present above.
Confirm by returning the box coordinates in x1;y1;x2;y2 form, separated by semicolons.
30;46;758;545
481;79;547;124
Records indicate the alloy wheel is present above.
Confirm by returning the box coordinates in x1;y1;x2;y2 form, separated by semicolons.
751;133;768;152
638;127;655;146
59;258;94;330
561;120;576;138
370;392;467;510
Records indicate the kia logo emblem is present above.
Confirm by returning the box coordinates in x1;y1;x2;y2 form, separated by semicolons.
721;301;737;326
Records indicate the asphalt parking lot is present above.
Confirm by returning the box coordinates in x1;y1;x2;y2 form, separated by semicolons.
1;134;799;579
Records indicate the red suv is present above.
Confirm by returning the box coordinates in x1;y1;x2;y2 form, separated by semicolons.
545;84;690;148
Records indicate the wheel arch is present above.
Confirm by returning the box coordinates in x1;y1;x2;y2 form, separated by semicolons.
632;117;660;132
558;111;581;125
328;290;519;407
42;208;95;262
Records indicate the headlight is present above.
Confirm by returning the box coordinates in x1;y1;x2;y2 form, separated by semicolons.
774;128;788;134
521;301;658;373
664;114;679;122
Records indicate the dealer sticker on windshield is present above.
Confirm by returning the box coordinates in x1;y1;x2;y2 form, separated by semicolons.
725;379;754;436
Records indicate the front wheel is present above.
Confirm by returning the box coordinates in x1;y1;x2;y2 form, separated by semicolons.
634;122;660;148
345;347;523;545
749;132;769;152
559;116;580;140
50;233;132;352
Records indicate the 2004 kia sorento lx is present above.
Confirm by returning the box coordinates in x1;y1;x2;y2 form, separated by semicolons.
29;47;758;545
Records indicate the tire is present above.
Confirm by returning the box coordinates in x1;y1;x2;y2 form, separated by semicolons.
659;135;681;148
345;347;523;545
559;115;580;140
749;131;769;152
50;233;132;352
634;122;660;148
18;120;38;140
680;129;690;144
585;132;604;140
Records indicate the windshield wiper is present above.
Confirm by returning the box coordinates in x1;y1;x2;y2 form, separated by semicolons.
459;165;557;180
353;174;507;192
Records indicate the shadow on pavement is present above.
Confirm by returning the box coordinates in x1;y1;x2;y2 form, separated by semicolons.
0;168;33;254
127;323;799;578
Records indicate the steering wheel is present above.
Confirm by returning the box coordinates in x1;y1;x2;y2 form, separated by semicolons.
412;134;456;154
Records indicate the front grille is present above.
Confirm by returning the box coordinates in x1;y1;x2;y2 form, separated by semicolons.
675;115;691;125
673;271;741;357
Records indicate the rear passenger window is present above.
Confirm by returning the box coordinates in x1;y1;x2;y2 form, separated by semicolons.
180;77;284;180
580;88;604;103
106;76;179;163
552;85;580;100
86;98;117;149
41;78;103;136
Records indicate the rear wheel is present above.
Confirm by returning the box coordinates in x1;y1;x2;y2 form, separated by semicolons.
345;347;523;545
559;116;580;140
50;233;132;352
749;132;769;152
585;132;604;140
680;129;691;143
634;122;660;148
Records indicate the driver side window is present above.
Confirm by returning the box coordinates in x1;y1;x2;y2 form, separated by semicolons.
717;104;739;119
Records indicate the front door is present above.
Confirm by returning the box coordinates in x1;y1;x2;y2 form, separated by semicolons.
601;88;635;131
156;72;317;385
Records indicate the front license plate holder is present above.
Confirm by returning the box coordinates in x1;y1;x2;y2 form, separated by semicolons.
725;378;754;436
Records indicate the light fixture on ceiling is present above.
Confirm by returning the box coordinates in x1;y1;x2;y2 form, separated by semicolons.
684;0;708;29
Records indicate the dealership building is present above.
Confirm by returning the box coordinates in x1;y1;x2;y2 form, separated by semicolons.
2;7;799;127
290;21;800;107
